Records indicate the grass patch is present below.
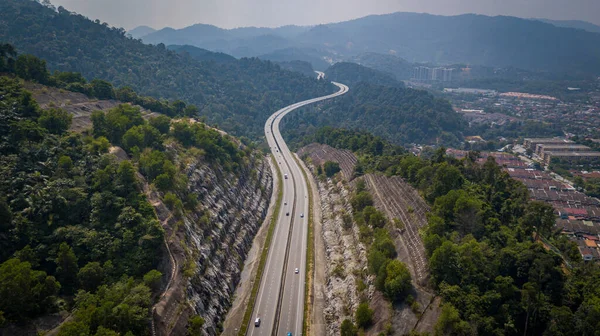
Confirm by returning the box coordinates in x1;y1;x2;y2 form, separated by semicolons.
238;154;283;336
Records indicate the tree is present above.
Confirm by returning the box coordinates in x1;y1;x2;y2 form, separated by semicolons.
116;160;137;196
0;258;60;321
57;321;90;336
0;197;12;232
351;191;373;212
368;210;387;228
78;262;105;292
143;269;162;293
149;115;171;134
520;201;556;237
55;242;79;292
429;162;464;201
341;319;358;336
15;54;48;83
57;155;73;170
434;304;471;336
355;302;374;328
187;315;205;335
38;108;72;134
89;79;114;99
384;260;412;301
323;161;341;177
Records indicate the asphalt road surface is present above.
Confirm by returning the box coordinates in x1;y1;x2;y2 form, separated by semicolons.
248;77;348;336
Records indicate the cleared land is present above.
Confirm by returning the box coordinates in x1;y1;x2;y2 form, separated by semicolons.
298;143;357;180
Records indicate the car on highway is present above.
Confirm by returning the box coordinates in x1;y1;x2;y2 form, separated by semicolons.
295;268;299;274
300;213;304;218
284;201;287;205
255;318;261;327
287;333;292;336
286;212;289;216
284;173;288;179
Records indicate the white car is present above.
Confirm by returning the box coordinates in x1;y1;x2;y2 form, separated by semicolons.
294;268;299;274
300;213;304;218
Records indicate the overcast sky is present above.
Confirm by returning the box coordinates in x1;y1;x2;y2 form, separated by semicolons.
50;0;600;30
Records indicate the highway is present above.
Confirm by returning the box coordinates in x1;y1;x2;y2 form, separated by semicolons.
248;74;348;336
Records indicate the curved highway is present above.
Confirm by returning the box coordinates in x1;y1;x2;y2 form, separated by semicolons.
248;75;348;336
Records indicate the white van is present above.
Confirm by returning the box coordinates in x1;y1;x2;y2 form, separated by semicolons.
255;318;261;327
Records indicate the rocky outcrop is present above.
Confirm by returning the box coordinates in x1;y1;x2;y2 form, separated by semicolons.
318;177;369;335
153;153;273;336
184;157;272;334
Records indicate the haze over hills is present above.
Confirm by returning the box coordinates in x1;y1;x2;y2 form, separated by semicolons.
534;18;600;34
0;0;333;139
134;12;600;75
127;25;156;39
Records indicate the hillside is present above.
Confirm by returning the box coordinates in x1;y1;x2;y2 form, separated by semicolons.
534;18;600;34
135;12;600;76
0;49;273;335
324;62;403;88
276;60;317;78
282;82;466;146
0;0;334;140
296;127;600;335
128;25;157;39
167;44;237;63
349;52;414;80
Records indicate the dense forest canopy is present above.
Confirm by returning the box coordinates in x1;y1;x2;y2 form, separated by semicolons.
324;62;403;88
0;45;255;334
283;82;466;146
0;0;334;140
306;127;600;336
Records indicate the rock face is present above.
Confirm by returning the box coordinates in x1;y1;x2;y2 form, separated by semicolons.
153;153;273;336
184;157;273;334
318;177;369;335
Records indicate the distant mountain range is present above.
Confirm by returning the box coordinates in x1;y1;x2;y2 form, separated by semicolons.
533;19;600;34
128;25;156;39
131;12;600;75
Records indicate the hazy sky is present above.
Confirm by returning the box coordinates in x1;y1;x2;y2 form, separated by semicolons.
50;0;600;30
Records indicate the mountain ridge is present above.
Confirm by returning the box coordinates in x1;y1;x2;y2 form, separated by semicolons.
132;11;600;75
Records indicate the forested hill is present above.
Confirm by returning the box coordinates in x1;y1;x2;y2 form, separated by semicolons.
282;82;465;146
0;0;333;139
324;62;403;88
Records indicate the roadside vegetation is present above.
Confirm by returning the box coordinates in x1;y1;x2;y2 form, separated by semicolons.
0;44;250;335
301;127;600;335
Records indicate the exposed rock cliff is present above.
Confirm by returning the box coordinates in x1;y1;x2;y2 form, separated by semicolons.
153;151;273;335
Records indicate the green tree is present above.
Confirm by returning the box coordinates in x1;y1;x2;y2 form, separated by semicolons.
94;326;120;336
0;258;60;321
355;302;374;328
323;161;341;177
38;108;72;135
77;262;105;292
149;115;171;134
384;260;412;301
434;304;471;336
351;191;373;212
89;79;114;99
520;201;556;237
341;319;358;336
187;315;205;335
143;269;162;293
15;54;48;83
0;197;13;232
429;163;464;201
57;321;90;336
116;160;137;196
55;242;79;292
